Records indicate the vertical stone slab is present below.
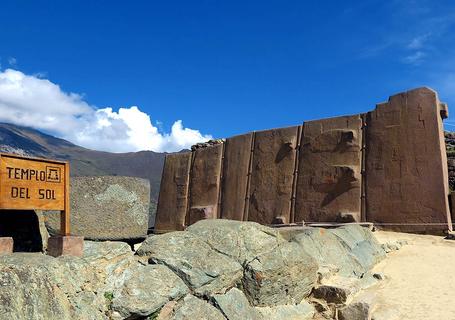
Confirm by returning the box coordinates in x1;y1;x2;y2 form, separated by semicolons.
365;87;451;233
248;126;299;225
154;153;192;233
220;133;253;221
295;115;363;223
188;144;223;225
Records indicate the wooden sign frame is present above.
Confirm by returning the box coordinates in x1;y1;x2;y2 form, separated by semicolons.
0;153;70;236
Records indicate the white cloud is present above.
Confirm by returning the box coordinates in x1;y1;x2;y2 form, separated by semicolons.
407;33;431;49
7;57;17;66
0;68;212;153
403;51;426;65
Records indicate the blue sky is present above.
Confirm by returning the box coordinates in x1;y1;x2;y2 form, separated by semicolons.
1;0;455;152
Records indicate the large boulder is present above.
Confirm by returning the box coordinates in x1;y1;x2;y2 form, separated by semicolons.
136;231;243;295
186;220;319;305
45;176;150;240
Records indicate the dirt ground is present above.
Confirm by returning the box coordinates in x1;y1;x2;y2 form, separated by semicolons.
368;231;455;320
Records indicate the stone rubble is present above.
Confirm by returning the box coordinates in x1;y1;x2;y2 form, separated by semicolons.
191;139;225;151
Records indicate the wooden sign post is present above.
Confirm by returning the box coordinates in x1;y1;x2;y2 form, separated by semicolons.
0;153;70;236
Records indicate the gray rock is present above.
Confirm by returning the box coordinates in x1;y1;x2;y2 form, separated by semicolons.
45;176;150;240
0;253;107;320
256;301;315;320
243;241;318;306
288;225;385;279
313;284;353;305
188;219;318;305
212;287;261;320
171;295;225;320
111;264;189;319
330;225;385;273
80;241;139;292
291;227;365;277
338;301;372;320
381;240;407;253
187;219;284;265
312;275;379;306
136;231;243;295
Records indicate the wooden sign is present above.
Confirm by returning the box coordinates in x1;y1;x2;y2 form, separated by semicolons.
0;153;70;235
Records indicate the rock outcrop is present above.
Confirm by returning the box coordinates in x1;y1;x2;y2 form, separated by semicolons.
0;220;389;319
45;176;150;240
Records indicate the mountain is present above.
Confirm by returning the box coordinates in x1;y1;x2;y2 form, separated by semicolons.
0;123;166;222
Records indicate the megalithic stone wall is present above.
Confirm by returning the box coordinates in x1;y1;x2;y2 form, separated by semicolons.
294;115;363;223
154;87;452;234
154;153;192;232
187;144;223;225
220;133;253;221
365;88;451;233
247;126;301;225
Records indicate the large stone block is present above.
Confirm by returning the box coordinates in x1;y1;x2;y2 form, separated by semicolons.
365;87;451;233
154;153;192;233
248;126;300;225
295;115;363;223
45;176;150;240
220;133;253;221
188;144;223;225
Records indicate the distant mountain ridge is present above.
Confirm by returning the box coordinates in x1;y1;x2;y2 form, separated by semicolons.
0;123;166;220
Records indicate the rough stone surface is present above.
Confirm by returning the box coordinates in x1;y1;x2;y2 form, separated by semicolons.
248;126;300;225
187;220;319;306
290;225;385;278
188;144;223;225
213;287;261;320
256;301;315;320
0;221;387;320
366;87;451;233
45;176;150;240
187;219;284;265
171;295;225;320
136;231;243;295
155;153;192;233
220;133;253;221
0;253;106;320
338;301;373;320
295;115;363;223
243;241;318;306
111;264;188;319
330;225;386;272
